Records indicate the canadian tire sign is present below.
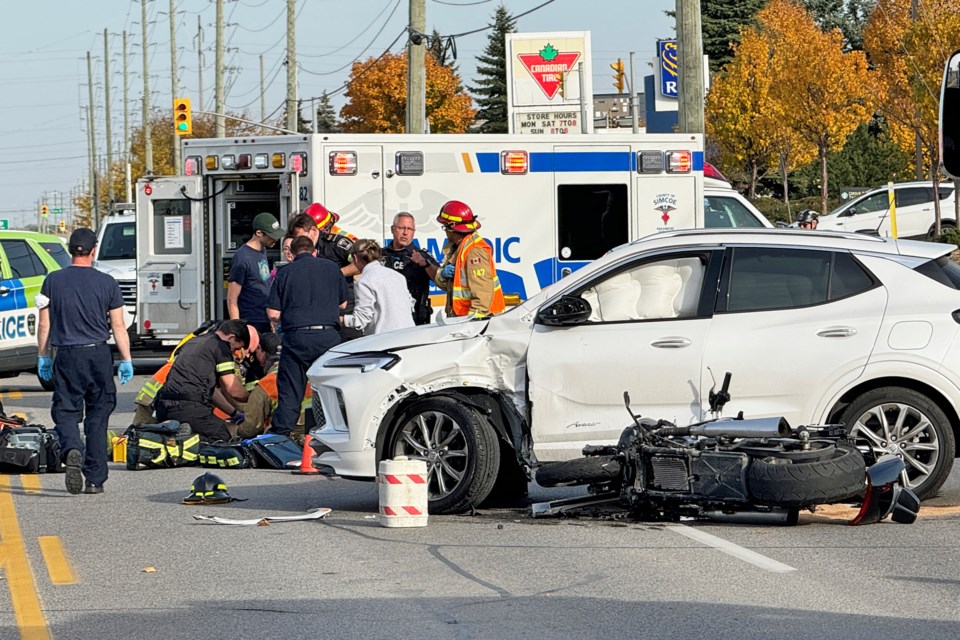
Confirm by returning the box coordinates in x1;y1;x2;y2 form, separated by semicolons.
518;45;581;100
506;31;592;114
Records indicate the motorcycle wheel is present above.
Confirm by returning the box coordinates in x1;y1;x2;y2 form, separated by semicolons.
746;444;866;508
535;455;622;487
737;440;837;462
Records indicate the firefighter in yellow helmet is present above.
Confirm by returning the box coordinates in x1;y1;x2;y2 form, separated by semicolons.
434;200;505;318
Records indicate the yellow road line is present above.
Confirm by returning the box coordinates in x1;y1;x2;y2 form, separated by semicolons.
38;536;77;585
0;475;52;640
7;390;23;399
20;475;42;494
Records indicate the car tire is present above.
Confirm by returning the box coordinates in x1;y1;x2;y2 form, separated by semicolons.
386;396;500;515
747;444;866;507
535;455;622;487
841;387;956;500
928;221;956;240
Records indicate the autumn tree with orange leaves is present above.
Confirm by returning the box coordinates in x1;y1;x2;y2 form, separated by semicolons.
761;0;876;216
865;0;960;234
340;52;475;133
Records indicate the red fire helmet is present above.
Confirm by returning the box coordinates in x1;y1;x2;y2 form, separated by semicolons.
304;202;339;229
437;200;480;233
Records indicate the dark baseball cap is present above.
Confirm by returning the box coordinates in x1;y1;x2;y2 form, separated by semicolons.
68;228;97;254
253;212;284;240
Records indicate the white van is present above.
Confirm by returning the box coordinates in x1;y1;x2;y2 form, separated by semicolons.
818;182;956;239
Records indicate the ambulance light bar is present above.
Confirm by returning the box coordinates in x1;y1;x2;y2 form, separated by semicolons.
237;154;252;170
205;155;219;170
271;153;286;169
291;152;307;176
329;151;357;175
184;156;201;176
665;150;692;173
220;154;236;170
500;151;528;174
254;153;270;169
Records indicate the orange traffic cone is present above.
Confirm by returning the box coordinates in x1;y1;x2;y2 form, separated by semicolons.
292;433;321;475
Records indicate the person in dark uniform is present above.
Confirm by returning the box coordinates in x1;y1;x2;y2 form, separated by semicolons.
36;228;134;495
382;211;439;325
303;202;364;340
155;320;250;442
227;212;284;333
266;235;347;436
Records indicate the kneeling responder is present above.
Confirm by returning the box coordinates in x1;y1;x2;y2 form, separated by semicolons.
155;320;250;442
434;200;505;318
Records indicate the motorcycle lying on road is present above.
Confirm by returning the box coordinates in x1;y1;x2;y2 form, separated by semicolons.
531;373;920;526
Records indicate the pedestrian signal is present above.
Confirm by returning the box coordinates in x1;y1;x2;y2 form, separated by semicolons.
611;58;625;93
174;98;192;135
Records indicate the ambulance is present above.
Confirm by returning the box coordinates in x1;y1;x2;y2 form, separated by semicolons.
135;132;759;347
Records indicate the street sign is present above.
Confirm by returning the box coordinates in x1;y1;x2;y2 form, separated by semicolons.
51;207;63;215
0;219;8;230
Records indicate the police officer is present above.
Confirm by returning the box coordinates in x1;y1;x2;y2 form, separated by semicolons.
155;320;250;442
36;228;133;495
382;211;439;325
266;235;347;437
435;200;506;318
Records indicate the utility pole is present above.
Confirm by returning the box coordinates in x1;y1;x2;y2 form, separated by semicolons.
215;0;224;136
123;30;132;202
103;29;114;205
406;0;426;134
911;0;923;180
196;16;204;110
170;0;181;175
141;0;153;173
260;54;266;124
629;51;639;134
286;0;297;132
676;0;704;134
87;52;100;227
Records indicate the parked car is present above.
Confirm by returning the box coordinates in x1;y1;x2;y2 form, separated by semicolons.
0;231;70;390
818;181;956;239
703;164;773;229
308;228;960;513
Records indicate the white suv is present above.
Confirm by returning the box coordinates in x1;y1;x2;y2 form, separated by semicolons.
818;181;956;238
93;213;137;331
308;229;960;513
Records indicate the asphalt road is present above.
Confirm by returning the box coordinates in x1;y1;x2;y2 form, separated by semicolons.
1;372;959;640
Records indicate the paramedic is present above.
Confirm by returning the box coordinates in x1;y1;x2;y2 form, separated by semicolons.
36;227;133;495
155;320;251;442
266;235;347;437
342;239;416;335
227;212;284;333
434;200;505;318
382;212;439;325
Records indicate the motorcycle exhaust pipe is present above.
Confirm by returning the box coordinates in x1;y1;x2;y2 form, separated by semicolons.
703;508;799;526
660;417;792;439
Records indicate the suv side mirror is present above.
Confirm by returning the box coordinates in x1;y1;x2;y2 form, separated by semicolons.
536;295;592;326
941;49;960;179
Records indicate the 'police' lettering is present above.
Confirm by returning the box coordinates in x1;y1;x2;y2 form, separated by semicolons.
1;315;27;340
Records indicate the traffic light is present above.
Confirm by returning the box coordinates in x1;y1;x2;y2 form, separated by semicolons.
41;204;49;217
611;58;625;93
173;97;192;135
58;220;66;233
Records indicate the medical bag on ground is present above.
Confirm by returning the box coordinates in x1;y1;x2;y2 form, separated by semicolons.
245;434;302;470
125;421;200;470
198;442;255;469
0;421;62;474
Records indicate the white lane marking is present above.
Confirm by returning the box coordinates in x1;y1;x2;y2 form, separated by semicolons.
667;524;797;573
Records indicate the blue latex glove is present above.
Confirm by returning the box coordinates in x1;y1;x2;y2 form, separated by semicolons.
118;360;134;385
230;411;246;425
38;356;53;382
440;264;455;280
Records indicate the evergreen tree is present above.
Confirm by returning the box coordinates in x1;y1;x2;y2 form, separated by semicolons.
469;5;516;133
315;93;340;133
801;0;875;50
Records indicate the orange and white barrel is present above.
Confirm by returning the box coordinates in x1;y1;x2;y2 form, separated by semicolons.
378;456;429;528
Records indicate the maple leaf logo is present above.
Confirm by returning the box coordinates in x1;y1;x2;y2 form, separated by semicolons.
539;44;558;61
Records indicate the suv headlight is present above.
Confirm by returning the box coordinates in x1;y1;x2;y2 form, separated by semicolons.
323;352;399;373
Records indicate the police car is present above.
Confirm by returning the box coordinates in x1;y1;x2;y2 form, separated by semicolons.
0;231;70;390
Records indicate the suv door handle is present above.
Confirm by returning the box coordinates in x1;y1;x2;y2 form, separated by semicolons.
0;286;9;296
651;337;692;348
817;327;857;338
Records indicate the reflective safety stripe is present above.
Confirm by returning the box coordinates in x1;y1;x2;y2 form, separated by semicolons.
451;233;505;316
215;362;235;374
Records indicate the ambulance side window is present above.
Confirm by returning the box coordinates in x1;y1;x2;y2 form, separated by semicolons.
557;184;628;261
152;199;193;255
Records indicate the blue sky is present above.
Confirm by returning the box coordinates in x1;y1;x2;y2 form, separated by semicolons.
0;0;674;229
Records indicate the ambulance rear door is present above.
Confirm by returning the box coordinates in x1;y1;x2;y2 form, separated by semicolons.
135;176;205;344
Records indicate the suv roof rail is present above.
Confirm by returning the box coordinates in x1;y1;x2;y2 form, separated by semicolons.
641;228;889;243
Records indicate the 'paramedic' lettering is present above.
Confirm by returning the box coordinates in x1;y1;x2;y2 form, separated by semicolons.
1;314;27;340
419;237;520;265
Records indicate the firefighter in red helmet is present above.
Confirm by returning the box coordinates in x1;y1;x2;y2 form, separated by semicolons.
435;200;505;318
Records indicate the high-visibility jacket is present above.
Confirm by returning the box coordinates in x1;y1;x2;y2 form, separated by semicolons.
451;232;504;317
134;362;172;407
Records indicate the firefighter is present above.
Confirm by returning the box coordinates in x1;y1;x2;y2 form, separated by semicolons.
434;200;505;318
304;202;363;339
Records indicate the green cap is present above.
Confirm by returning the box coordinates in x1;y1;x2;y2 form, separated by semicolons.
253;212;284;240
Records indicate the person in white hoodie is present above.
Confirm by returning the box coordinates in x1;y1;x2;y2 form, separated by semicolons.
341;239;416;335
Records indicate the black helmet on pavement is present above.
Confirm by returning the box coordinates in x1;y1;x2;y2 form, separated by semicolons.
183;472;234;504
797;209;820;224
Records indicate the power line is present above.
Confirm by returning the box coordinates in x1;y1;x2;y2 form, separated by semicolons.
448;0;557;38
298;0;398;59
298;0;402;77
